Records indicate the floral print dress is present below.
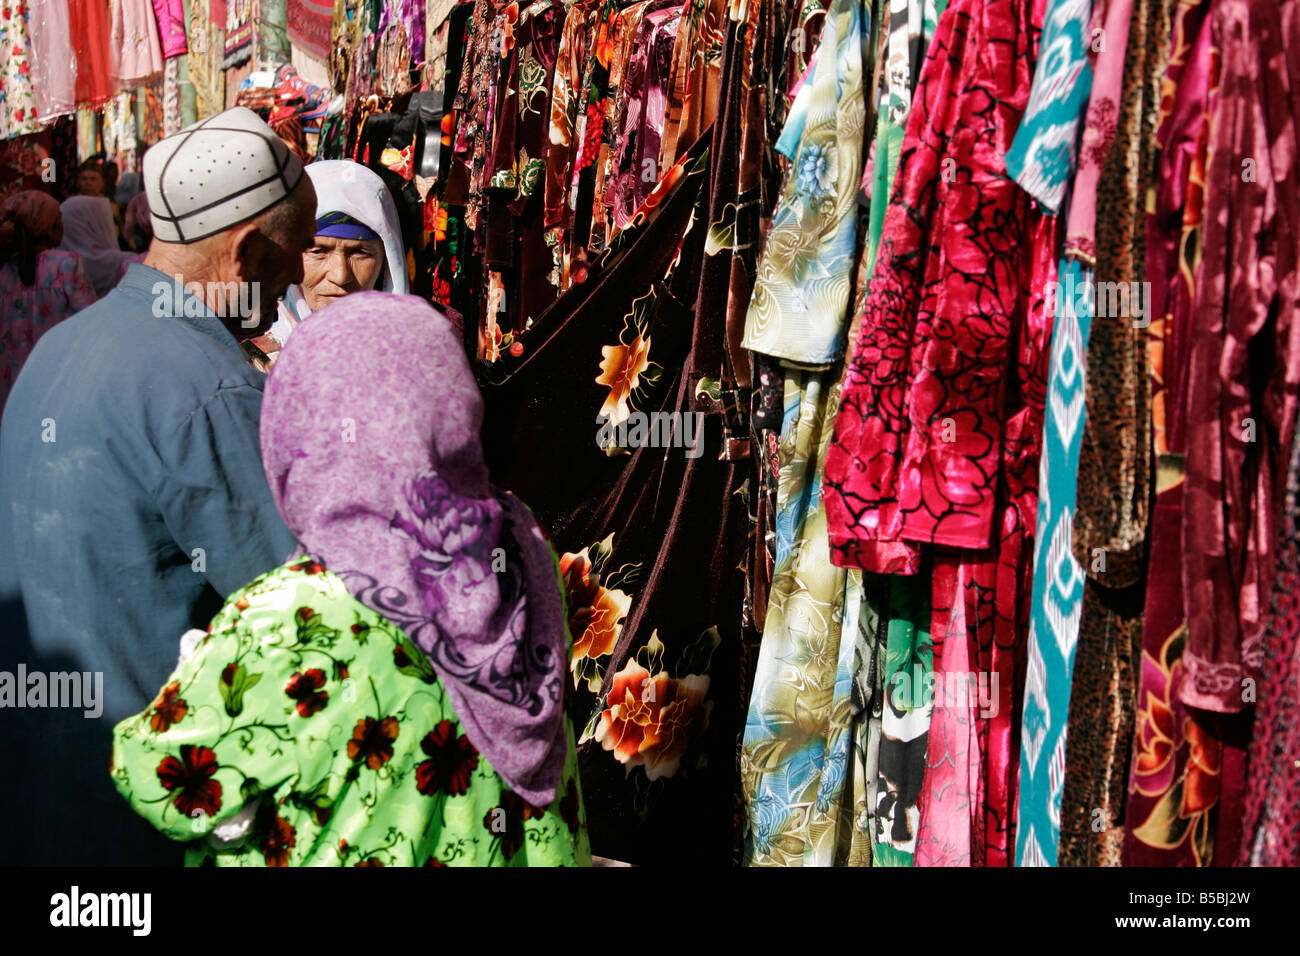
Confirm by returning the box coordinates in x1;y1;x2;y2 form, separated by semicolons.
111;558;590;867
0;251;96;413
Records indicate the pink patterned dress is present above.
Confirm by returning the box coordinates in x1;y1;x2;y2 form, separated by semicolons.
1;249;97;412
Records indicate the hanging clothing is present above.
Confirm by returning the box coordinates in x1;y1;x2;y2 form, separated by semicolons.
1240;411;1300;865
1180;0;1300;715
26;0;79;124
1121;0;1240;869
742;372;876;866
739;0;869;367
1;0;40;138
1235;0;1300;870
187;0;227;119
110;0;166;87
68;0;116;109
823;0;1056;866
740;0;884;868
163;58;183;137
1007;0;1095;868
480;132;753;865
152;0;188;58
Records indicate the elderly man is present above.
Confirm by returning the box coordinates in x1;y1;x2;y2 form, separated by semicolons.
0;108;317;865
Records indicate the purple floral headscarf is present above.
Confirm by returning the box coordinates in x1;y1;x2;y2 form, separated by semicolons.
259;291;567;805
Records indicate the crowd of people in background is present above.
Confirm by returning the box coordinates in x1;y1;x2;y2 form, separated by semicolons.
0;156;154;409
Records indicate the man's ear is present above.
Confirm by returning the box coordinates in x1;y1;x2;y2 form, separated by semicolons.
226;219;266;282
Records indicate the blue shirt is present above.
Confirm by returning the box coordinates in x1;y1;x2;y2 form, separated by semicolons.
0;263;298;865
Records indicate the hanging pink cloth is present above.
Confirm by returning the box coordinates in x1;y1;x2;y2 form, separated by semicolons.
27;0;79;122
110;0;165;88
151;0;189;59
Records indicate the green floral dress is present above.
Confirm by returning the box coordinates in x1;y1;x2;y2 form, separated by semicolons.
111;557;590;867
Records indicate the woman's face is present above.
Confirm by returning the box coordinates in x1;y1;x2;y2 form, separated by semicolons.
300;235;386;311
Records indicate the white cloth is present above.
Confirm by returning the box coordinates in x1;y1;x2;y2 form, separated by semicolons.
269;160;409;347
58;196;140;298
143;107;306;244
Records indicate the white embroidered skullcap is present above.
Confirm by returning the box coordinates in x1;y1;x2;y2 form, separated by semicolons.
143;107;305;244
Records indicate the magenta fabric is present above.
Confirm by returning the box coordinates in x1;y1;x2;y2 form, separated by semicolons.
151;0;187;59
259;291;569;806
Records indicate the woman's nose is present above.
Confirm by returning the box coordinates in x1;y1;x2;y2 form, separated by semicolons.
326;251;354;287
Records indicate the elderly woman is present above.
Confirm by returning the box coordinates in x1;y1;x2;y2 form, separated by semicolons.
110;292;587;866
244;161;407;371
0;191;97;411
58;195;141;299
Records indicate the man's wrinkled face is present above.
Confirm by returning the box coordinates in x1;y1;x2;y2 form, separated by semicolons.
264;189;318;311
229;179;318;338
300;235;386;312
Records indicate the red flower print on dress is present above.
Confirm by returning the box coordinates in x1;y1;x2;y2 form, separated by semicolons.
347;716;400;769
394;643;413;669
156;745;222;818
483;789;542;861
149;681;188;733
415;719;480;796
284;669;329;717
261;812;296;867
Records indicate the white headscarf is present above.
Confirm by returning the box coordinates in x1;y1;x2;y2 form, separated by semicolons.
58;196;140;299
270;161;408;347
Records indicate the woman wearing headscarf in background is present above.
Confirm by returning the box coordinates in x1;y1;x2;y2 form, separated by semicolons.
59;195;141;298
122;191;152;253
115;172;147;250
243;160;408;372
1;191;97;412
110;291;588;866
115;171;142;208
